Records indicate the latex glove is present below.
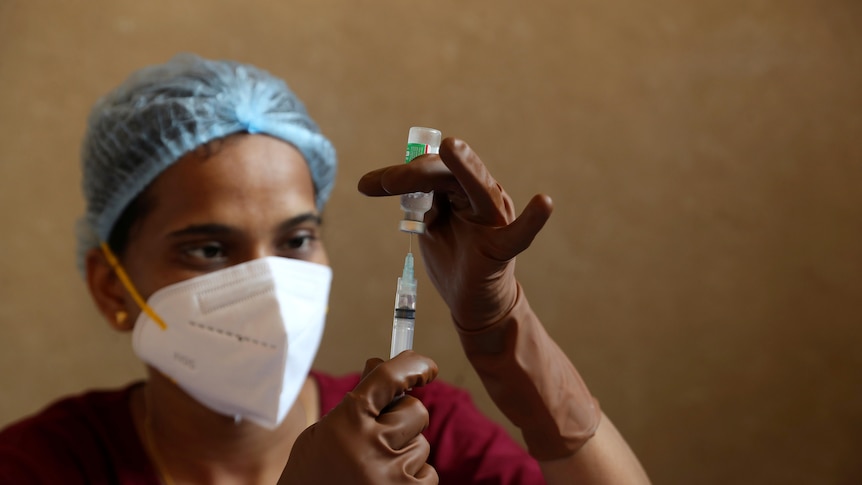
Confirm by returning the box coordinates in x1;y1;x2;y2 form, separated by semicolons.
359;138;600;460
279;351;438;484
358;137;553;330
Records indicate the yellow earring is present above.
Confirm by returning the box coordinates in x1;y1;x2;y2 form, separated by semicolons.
114;310;128;327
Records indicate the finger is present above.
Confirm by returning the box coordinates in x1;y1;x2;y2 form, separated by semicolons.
495;194;554;259
393;433;433;479
377;395;430;449
351;351;438;417
357;156;461;196
437;138;510;225
414;462;439;484
361;357;384;381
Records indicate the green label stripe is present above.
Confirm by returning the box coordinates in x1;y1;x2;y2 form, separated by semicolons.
405;143;429;163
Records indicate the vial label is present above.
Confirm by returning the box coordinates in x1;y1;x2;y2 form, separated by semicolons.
405;143;431;163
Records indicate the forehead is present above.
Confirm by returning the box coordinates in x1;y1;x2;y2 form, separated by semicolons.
159;134;313;189
137;134;317;229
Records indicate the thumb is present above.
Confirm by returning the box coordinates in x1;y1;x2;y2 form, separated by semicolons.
361;357;385;381
497;194;554;259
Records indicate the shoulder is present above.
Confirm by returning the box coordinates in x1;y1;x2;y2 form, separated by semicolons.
0;383;153;483
1;383;139;440
414;380;544;484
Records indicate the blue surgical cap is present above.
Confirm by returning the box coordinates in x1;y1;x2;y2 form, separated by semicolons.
76;53;337;271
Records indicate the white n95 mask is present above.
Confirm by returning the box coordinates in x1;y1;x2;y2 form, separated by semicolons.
131;256;332;429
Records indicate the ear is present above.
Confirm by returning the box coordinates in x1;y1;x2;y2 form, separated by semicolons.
85;247;134;332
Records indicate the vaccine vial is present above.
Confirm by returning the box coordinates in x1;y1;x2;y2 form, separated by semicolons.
400;126;442;233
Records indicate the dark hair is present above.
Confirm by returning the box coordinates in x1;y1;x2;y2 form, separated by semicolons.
106;193;151;257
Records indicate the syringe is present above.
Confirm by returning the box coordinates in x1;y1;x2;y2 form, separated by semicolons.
389;127;439;358
390;251;417;358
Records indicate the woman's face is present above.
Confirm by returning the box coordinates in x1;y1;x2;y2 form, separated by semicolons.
118;133;328;310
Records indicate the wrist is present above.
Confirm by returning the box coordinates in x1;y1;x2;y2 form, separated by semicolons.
450;270;519;334
455;286;601;459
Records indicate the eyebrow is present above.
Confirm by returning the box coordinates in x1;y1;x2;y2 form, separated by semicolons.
275;212;322;233
167;212;322;239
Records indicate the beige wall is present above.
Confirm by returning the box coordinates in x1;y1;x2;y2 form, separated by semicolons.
1;0;861;482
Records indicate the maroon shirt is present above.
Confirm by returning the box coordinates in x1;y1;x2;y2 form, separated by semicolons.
0;372;543;484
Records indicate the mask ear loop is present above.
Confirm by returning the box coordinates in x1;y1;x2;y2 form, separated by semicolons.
100;242;168;331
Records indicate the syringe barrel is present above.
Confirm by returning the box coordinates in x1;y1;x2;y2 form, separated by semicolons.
390;316;415;359
391;273;417;358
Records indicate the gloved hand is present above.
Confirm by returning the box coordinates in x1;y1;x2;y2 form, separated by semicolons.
358;137;552;330
279;351;438;484
358;138;601;460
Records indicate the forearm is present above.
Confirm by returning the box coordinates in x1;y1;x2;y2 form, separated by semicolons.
539;414;650;484
456;284;648;481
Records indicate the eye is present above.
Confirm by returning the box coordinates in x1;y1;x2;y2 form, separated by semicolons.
278;231;319;256
184;242;226;261
285;235;314;250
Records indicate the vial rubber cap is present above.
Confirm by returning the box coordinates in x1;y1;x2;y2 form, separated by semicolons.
399;220;426;234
